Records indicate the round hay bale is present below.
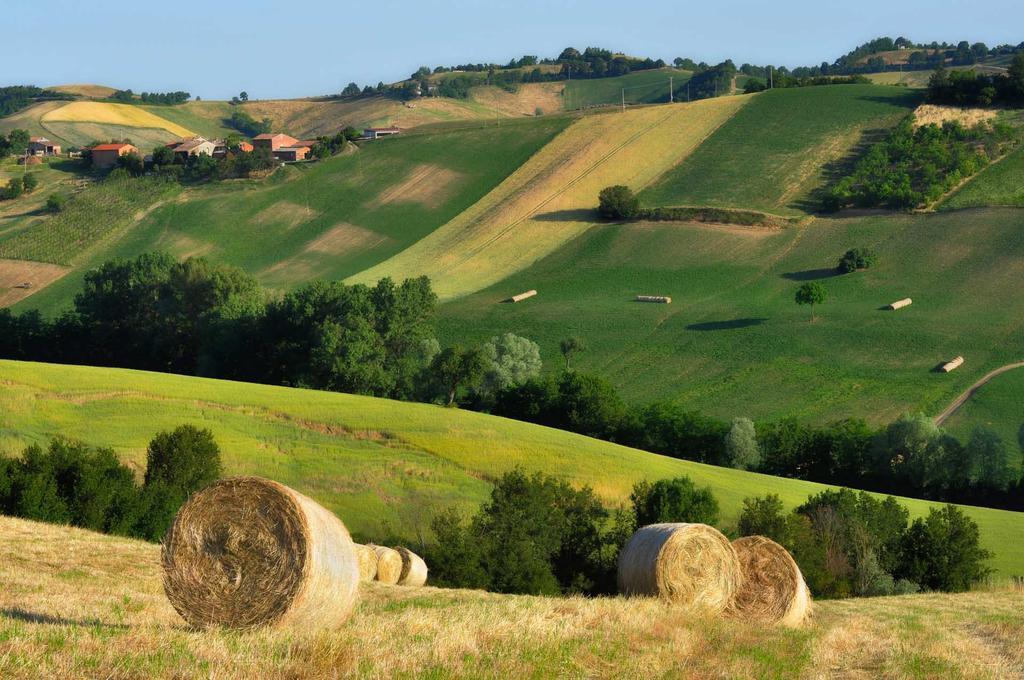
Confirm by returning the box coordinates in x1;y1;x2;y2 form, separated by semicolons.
354;544;378;582
617;523;741;612
369;545;403;584
161;477;359;630
396;547;428;587
731;536;811;627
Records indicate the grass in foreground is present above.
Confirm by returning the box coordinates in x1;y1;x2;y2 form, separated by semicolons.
1;360;1023;576
640;85;920;216
2;515;1023;678
350;97;747;300
438;208;1024;428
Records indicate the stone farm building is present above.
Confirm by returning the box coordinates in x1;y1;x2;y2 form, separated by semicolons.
167;137;216;161
27;136;61;156
364;127;401;140
252;133;313;161
91;143;138;168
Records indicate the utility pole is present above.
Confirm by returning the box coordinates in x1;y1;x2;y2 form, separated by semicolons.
769;66;773;89
621;88;625;112
669;76;674;103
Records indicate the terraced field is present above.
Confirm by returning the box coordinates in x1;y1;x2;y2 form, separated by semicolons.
640;85;921;215
2;359;1022;576
438;208;1024;423
350;97;747;299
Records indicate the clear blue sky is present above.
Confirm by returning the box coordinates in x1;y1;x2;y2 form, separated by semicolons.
3;0;1022;100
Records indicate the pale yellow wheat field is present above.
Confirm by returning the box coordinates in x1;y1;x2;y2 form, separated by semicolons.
349;98;748;299
42;102;195;138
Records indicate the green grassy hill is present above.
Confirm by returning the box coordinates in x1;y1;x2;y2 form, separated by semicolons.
438;207;1024;422
563;69;692;109
1;359;1022;576
11;116;568;314
943;368;1024;453
640;85;920;215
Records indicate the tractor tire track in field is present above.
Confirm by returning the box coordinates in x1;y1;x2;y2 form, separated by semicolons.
934;361;1024;425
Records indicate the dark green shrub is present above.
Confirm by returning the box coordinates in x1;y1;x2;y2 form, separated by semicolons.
630;476;719;526
838;248;878;273
598;185;639;220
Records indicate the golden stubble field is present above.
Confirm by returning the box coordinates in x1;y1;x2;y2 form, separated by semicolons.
2;516;1023;679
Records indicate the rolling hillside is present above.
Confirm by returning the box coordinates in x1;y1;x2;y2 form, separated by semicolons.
943;367;1024;454
1;359;1022;576
640;85;921;215
10;116;568;313
438;207;1024;423
350;97;747;299
941;141;1024;209
563;68;693;109
3;515;1022;678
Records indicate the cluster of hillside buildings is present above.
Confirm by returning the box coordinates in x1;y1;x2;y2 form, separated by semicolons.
20;127;402;169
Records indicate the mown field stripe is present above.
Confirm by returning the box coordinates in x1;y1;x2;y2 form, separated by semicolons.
349;97;747;299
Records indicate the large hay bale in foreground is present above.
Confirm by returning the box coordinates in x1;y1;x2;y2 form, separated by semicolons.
396;547;429;587
941;356;964;373
617;523;740;612
369;545;403;584
731;536;811;627
354;544;378;582
161;477;359;630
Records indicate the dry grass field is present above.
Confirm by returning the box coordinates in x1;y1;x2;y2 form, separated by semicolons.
0;259;70;306
41;102;195;138
468;82;566;116
2;515;1023;679
48;83;119;98
349;97;747;299
913;104;998;128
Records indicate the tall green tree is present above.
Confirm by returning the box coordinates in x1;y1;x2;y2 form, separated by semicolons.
724;417;760;470
430;345;487;405
559;336;585;371
795;282;828;321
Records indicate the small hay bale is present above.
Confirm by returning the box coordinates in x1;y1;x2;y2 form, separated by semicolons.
636;295;672;304
617;523;741;612
161;477;359;630
354;544;378;582
888;298;912;310
731;536;811;627
507;289;537;303
396;547;429;587
941;356;964;373
369;545;403;584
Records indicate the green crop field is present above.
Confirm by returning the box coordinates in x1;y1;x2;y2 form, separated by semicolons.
640;85;921;215
439;207;1024;425
1;359;1022;576
941;142;1024;209
12;116;569;315
944;368;1024;455
139;101;237;141
563;69;692;109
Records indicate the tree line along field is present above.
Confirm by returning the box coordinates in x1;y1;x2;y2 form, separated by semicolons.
639;85;921;216
3;515;1023;679
11;116;569;315
349;97;747;300
438;207;1024;424
2;359;1023;576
